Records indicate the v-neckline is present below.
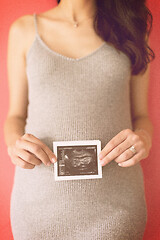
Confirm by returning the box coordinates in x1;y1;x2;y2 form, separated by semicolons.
35;33;107;62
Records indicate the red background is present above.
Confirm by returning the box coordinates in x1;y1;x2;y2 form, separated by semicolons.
0;0;160;239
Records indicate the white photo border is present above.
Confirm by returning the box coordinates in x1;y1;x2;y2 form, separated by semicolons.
53;140;102;181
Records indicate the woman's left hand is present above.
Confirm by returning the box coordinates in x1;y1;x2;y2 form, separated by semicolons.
99;128;152;167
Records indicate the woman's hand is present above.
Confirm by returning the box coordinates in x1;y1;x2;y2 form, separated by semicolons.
7;133;57;169
98;128;152;168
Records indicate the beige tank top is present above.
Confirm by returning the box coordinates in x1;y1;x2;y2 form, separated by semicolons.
25;13;133;150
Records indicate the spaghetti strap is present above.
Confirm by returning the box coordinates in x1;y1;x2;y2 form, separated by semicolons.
33;12;38;36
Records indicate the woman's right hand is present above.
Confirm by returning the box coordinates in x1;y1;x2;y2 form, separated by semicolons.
7;133;57;169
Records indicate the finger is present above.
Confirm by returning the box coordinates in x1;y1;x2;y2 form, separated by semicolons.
15;148;42;166
114;141;141;163
99;129;131;160
100;139;132;166
11;155;35;169
7;144;16;157
114;147;136;163
15;138;51;166
22;134;57;163
117;152;142;167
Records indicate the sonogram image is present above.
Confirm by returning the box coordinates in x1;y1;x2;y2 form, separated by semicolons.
57;145;98;176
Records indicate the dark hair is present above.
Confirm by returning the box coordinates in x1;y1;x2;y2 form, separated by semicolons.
57;0;155;75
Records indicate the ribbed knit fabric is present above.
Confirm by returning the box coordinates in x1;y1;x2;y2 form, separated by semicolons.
10;13;148;240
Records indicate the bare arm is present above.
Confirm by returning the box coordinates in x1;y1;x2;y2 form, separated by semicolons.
99;58;154;168
3;15;56;168
3;16;29;147
99;37;154;168
130;37;153;149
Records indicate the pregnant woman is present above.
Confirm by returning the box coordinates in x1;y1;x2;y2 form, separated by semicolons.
4;0;155;239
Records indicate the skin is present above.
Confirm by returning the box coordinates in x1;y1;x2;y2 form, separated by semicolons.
4;0;153;169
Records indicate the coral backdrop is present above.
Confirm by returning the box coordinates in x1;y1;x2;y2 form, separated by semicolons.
0;0;159;239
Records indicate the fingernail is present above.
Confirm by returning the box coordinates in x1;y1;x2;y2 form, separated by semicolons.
51;158;56;163
100;161;104;165
118;163;122;166
99;154;103;160
47;161;52;166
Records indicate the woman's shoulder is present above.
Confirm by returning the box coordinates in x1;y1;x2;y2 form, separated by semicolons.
9;14;34;32
8;14;37;63
9;6;60;34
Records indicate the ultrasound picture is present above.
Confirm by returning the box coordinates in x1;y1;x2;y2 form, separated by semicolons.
57;145;98;176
